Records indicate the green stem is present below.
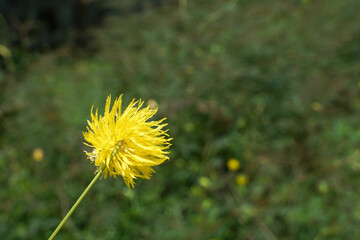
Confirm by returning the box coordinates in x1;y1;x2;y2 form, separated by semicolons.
48;166;105;240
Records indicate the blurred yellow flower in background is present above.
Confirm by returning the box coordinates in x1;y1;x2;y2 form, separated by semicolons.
311;102;323;112
227;158;240;171
0;44;11;59
236;174;249;186
83;95;172;188
146;99;158;110
32;148;44;162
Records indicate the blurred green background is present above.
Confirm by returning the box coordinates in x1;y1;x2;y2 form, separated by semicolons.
1;0;360;239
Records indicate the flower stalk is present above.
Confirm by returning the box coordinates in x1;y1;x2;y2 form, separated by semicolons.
49;94;171;239
48;165;105;240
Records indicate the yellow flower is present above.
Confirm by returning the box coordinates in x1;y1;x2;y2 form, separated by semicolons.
227;158;240;171
83;95;172;188
146;99;158;110
32;148;44;162
311;102;323;112
236;174;249;186
0;44;11;59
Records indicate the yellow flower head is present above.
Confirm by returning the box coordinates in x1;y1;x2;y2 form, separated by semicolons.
236;174;249;186
32;148;44;162
83;95;172;188
311;102;323;112
227;158;240;171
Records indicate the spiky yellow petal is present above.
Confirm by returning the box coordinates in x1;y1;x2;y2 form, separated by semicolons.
83;95;172;188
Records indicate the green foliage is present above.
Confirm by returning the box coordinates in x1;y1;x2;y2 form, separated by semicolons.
1;0;360;239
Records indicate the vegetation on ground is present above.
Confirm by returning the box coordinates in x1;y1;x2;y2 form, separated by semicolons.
1;0;360;239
